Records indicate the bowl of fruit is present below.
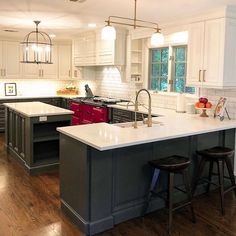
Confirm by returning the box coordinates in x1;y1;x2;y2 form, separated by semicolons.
195;97;212;117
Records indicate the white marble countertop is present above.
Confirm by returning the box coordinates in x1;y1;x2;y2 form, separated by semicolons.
57;105;236;151
4;101;74;117
0;94;80;100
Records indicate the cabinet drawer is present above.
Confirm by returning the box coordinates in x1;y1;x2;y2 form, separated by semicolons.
92;107;108;123
70;102;81;117
71;116;80;126
112;109;132;119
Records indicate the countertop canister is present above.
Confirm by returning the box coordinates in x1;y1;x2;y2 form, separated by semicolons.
176;93;186;113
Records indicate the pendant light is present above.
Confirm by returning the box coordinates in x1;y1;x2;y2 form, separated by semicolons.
101;0;164;46
150;30;164;46
20;21;53;64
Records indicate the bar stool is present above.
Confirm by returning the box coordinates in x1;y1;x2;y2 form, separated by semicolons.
193;146;236;215
145;155;196;234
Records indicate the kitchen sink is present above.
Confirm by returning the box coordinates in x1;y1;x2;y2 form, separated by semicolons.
114;120;163;128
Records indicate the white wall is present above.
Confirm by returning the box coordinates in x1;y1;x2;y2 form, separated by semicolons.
201;88;236;119
0;79;76;97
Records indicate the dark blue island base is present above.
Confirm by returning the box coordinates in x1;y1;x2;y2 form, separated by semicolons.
59;129;235;235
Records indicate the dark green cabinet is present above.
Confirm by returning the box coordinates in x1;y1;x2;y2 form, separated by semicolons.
110;107;156;123
5;107;71;175
0;97;72;132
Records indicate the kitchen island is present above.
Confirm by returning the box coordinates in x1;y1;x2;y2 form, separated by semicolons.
4;102;73;175
57;108;236;235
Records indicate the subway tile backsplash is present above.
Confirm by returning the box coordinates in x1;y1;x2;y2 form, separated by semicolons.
79;67;236;120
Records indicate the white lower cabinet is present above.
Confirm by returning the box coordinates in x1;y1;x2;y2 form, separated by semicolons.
187;17;236;88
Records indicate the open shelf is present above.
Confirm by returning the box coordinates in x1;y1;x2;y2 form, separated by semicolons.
33;136;59;143
33;120;70;140
33;140;59;165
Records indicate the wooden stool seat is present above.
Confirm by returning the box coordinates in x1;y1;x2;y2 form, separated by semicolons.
197;146;234;159
193;146;236;215
149;155;190;172
145;155;195;234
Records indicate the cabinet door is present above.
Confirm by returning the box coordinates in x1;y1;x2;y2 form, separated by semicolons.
96;32;114;65
0;41;21;79
58;44;71;80
85;32;96;65
0;42;3;78
22;63;41;79
186;22;205;86
203;18;224;87
92;107;108;123
42;45;58;79
73;38;85;66
81;104;93;124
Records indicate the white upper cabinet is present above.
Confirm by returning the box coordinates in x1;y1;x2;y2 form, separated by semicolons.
96;29;127;66
73;31;96;66
42;45;58;79
22;46;58;79
58;44;72;80
73;28;127;67
187;17;236;88
0;41;21;79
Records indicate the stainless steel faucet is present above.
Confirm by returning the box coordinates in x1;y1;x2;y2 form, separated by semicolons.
134;89;152;128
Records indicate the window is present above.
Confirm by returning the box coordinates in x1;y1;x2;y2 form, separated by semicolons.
149;45;195;94
149;47;169;92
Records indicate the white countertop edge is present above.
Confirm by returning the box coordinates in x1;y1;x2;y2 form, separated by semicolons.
4;102;74;117
57;124;236;151
0;94;80;100
15;111;74;118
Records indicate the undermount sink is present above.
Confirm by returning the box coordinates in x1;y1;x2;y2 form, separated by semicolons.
114;120;163;128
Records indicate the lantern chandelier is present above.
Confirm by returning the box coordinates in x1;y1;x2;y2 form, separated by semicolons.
20;21;53;64
101;0;164;46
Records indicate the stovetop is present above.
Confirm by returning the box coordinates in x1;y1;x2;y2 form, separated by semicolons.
72;96;129;106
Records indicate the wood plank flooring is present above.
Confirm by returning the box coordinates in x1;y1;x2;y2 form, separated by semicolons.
0;133;236;236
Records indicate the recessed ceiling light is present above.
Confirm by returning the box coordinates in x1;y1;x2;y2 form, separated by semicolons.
88;23;96;28
3;29;18;33
49;34;56;38
69;0;87;2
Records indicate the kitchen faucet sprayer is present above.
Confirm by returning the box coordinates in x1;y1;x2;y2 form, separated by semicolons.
134;89;152;128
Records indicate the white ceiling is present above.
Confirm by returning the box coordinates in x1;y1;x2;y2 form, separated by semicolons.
0;0;236;39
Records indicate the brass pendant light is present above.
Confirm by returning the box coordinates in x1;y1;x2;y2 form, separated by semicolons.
101;0;164;46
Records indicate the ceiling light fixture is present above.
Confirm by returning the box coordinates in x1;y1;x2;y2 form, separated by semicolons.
88;23;97;28
101;0;164;46
20;21;53;64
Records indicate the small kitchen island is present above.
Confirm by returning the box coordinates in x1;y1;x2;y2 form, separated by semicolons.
4;101;73;175
57;108;236;235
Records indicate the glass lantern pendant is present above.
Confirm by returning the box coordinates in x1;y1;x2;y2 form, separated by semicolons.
20;21;53;64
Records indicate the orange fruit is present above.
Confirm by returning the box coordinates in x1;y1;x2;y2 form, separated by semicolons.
205;102;212;108
198;103;205;108
195;102;200;108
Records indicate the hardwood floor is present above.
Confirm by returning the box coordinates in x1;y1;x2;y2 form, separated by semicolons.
0;133;236;236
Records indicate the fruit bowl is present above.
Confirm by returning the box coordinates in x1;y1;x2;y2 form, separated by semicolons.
195;107;212;117
195;97;212;117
